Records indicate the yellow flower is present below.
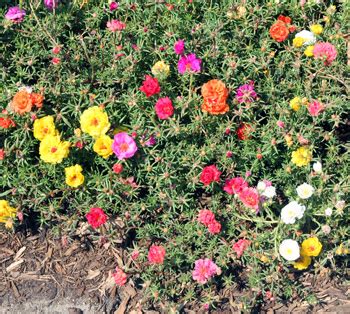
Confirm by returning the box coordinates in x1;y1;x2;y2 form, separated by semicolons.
301;97;309;106
65;164;84;187
301;237;322;257
335;244;349;255
151;61;170;79
293;37;305;48
293;254;312;270
0;200;16;228
260;255;270;263
291;146;312;167
304;45;314;57
33;116;57;141
310;24;323;35
93;135;113;158
39;134;70;164
290;97;302;111
80;106;110;138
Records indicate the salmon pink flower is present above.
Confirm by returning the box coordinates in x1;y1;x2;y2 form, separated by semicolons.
223;177;248;195
174;39;185;55
148;245;166;265
200;165;221;186
197;209;215;226
5;6;26;23
178;53;201;74
192;258;220;284
112;267;127;286
112;163;123;174
139;75;161;98
308;100;325;116
155;97;174;120
107;19;126;32
112;132;138;160
239;187;259;210
232;239;251;258
86;207;108;229
207;220;221;234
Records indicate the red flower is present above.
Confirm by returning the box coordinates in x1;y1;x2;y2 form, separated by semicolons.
148;245;166;264
113;163;123;174
30;93;44;108
0;117;16;129
85;207;108;229
236;123;253;140
207;220;221;234
200;165;221;186
0;149;5;160
277;15;292;24
269;21;289;42
155;97;174;120
223;177;248;195
139;75;161;98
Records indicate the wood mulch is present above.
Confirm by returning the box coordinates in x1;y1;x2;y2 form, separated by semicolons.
0;229;349;313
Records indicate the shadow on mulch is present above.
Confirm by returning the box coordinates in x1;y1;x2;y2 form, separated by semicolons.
0;229;349;314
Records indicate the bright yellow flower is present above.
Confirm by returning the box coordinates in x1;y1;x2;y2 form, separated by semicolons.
293;37;305;48
291;146;312;167
293;254;312;270
80;106;110;138
301;237;322;257
310;24;323;35
93;135;113;158
151;61;170;79
0;200;17;228
65;164;84;187
39;134;70;164
33;116;57;141
290;97;302;111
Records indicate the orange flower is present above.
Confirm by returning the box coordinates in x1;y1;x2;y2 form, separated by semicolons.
269;21;289;42
201;79;229;115
30;93;44;108
10;90;32;115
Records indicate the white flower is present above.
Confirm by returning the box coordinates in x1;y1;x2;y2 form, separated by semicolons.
324;207;332;216
313;161;322;173
322;225;331;235
295;30;316;46
296;183;314;199
257;181;267;192
281;201;305;224
279;239;300;261
262;186;276;199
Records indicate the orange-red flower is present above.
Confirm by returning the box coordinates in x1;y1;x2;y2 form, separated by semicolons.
269;20;289;42
201;79;229;115
30;93;44;108
0;117;15;129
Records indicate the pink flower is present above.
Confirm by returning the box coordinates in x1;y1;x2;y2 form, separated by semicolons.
155;97;174;120
223;177;248;195
44;0;60;10
235;81;257;104
112;267;127;286
5;6;26;23
148;245;166;265
207;220;221;234
0;149;5;160
239;187;260;210
174;39;185;55
52;57;60;65
200;165;221;186
107;19;126;32
232;239;251;258
197;209;216;226
139;75;161;98
178;53;201;74
86;207;108;229
192;258;220;284
308;100;325;116
52;46;61;54
131;250;140;260
112;132;138;160
109;1;119;11
276;120;285;128
313;42;337;66
112;163;123;174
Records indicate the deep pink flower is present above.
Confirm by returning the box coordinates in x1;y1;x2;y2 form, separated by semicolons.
178;53;201;74
144;135;156;146
308;100;325;116
52;46;61;54
200;165;221;186
223;177;248;195
197;209;216;226
192;258;220;284
139;75;161;98
148;245;166;265
107;19;126;32
235;81;257;104
174;39;185;55
112;267;127;286
155;97;174;120
86;207;108;229
52;57;60;65
207;220;221;234
5;6;26;23
112;163;123;174
44;0;60;10
239;187;260;210
109;1;119;11
112;132;138;160
232;239;251;258
313;42;337;66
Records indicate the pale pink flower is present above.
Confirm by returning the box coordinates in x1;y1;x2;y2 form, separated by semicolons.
313;42;337;65
192;258;220;284
232;239;251;258
107;19;126;32
112;267;127;286
308;100;325;116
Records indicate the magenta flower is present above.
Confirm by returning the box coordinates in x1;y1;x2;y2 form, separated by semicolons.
313;42;337;66
109;1;119;11
178;53;201;74
112;132;138;160
192;258;220;284
235;81;257;104
144;135;156;147
107;19;126;32
44;0;60;10
5;6;26;23
174;39;185;55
